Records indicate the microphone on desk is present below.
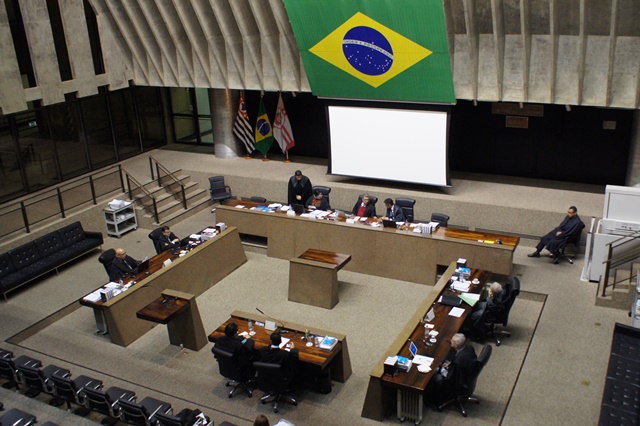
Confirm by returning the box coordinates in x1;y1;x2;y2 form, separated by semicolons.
255;307;287;332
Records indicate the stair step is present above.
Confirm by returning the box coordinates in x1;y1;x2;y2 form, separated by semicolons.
154;196;212;226
143;189;209;220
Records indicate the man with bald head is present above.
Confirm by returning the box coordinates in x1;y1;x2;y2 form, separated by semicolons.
110;248;141;280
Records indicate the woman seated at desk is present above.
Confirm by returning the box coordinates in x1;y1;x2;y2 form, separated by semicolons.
305;189;330;210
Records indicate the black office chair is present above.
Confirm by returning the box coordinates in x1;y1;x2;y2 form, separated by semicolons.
484;277;520;346
211;346;254;398
49;373;102;415
98;249;116;281
437;344;492;417
552;220;586;265
0;348;20;390
0;408;37;425
250;196;267;203
431;213;450;227
253;361;297;413
83;385;136;426
148;228;166;254
117;396;172;426
155;408;210;426
16;361;67;403
358;194;378;205
395;197;416;222
209;176;233;203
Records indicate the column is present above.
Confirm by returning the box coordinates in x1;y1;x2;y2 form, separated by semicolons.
209;88;240;159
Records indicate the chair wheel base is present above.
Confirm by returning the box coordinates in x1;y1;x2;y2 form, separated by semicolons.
24;388;41;398
49;397;65;407
74;407;91;416
1;381;17;390
101;416;119;426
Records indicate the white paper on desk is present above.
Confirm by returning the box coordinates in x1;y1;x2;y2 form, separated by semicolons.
105;282;120;289
203;228;216;233
190;234;202;240
278;337;290;349
235;205;245;208
281;206;291;211
452;282;470;292
412;355;434;366
83;291;102;302
300;213;311;217
461;292;480;301
360;217;368;222
268;203;282;209
449;307;465;317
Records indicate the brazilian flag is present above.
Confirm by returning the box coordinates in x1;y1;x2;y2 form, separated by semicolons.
282;0;455;103
254;98;274;157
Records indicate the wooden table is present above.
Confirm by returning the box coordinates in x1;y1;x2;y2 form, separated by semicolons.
136;289;207;351
360;262;490;423
288;249;352;309
80;226;247;347
217;200;518;285
208;310;352;383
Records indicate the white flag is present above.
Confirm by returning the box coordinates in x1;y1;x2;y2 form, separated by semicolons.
273;93;295;153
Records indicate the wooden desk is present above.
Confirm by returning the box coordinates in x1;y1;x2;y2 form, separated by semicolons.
136;290;207;351
217;200;517;284
80;226;247;347
288;249;352;309
361;263;490;423
208;310;352;383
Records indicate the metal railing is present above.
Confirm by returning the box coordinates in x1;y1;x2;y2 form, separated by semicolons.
149;156;187;209
0;165;125;237
124;170;159;224
601;231;640;297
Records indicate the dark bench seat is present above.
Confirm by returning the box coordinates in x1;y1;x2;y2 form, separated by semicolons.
0;221;103;299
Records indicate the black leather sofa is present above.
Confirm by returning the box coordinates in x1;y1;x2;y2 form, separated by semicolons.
0;221;103;299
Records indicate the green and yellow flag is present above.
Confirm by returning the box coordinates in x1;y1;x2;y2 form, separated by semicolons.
254;98;274;157
282;0;455;103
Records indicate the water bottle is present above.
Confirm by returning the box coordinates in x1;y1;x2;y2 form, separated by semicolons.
248;318;255;335
118;278;124;289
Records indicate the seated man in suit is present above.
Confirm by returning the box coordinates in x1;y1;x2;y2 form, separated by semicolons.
156;226;180;253
467;282;504;337
214;322;257;374
382;198;406;222
258;332;299;380
305;189;330;210
351;194;377;218
528;206;584;260
427;333;477;402
110;248;141;280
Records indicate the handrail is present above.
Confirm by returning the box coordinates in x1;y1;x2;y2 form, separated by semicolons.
0;165;125;237
148;156;187;210
123;170;159;224
601;231;640;297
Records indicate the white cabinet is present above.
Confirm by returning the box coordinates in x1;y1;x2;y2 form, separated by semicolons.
104;203;137;238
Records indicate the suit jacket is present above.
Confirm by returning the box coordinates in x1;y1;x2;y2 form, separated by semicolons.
305;195;330;211
545;214;584;254
386;205;406;222
258;346;299;379
288;175;312;206
214;335;256;372
155;232;179;253
109;255;140;280
445;344;477;391
352;201;377;217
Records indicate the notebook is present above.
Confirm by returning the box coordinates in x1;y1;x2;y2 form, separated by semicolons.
134;257;150;274
440;294;462;307
382;219;398;228
292;204;305;214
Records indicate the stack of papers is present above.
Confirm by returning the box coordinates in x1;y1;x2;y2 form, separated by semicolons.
412;355;434;366
268;203;282;209
385;356;398;365
449;307;465;317
320;336;338;351
83;290;102;303
234;205;245;209
451;281;471;292
459;292;480;306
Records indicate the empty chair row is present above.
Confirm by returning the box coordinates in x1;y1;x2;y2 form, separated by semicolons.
0;348;211;426
0;407;59;426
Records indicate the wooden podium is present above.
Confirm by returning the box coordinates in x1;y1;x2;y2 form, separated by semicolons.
136;289;207;351
288;249;351;309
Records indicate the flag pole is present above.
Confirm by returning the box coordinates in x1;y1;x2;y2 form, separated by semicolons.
284;150;291;163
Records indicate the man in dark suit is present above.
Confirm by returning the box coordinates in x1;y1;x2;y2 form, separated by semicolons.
467;282;505;338
110;248;141;280
258;332;299;380
351;194;377;218
287;170;312;206
214;322;256;374
427;333;477;402
382;198;406;222
156;226;180;253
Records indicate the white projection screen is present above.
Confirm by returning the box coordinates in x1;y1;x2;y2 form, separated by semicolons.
328;105;450;186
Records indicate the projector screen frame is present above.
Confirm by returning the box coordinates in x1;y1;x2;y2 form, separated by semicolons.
325;100;452;188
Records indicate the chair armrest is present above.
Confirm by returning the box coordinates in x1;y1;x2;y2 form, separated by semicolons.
225;185;232;194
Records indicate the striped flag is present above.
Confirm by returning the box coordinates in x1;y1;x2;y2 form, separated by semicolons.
273;93;296;153
233;91;254;154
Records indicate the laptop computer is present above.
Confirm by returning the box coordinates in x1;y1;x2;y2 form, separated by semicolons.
292;203;305;214
382;219;398;228
134;256;150;274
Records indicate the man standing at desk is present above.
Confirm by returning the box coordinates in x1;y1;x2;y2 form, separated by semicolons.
110;248;141;280
527;206;583;259
288;170;312;206
351;194;377;218
427;333;476;401
258;332;299;380
382;198;405;222
214;322;256;374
